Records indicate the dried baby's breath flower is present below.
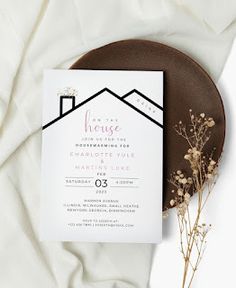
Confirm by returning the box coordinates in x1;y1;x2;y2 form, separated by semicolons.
193;169;198;175
187;177;193;184
206;173;213;179
177;188;184;196
207;120;215;127
184;192;191;201
168;111;219;288
210;160;216;165
163;210;169;219
184;154;191;160
170;199;175;206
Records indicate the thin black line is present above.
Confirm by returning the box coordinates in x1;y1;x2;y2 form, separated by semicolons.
110;177;139;180
42;88;163;129
65;185;93;188
65;176;94;179
72;96;75;109
122;89;163;111
60;97;63;116
110;186;139;189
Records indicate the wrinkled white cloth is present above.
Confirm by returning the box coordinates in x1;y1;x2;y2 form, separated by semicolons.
0;1;235;288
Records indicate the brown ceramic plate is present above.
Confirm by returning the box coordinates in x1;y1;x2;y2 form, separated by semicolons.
70;39;225;210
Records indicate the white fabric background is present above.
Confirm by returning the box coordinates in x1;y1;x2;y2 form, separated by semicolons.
0;1;236;287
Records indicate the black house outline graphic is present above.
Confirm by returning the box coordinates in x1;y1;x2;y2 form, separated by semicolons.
42;88;163;130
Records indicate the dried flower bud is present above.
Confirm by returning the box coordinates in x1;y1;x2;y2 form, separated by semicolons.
207;120;215;127
187;177;193;184
162;211;169;219
177;189;184;196
210;160;216;166
192;150;201;159
170;199;175;206
184;154;191;160
208;165;213;172
184;193;191;200
177;202;187;216
193;169;198;175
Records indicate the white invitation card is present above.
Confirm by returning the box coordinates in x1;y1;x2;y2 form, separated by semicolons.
40;69;163;243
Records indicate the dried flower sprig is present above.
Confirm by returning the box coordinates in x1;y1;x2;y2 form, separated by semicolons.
169;110;219;288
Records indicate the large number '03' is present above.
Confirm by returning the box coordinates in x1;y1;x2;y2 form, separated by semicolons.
95;179;108;188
